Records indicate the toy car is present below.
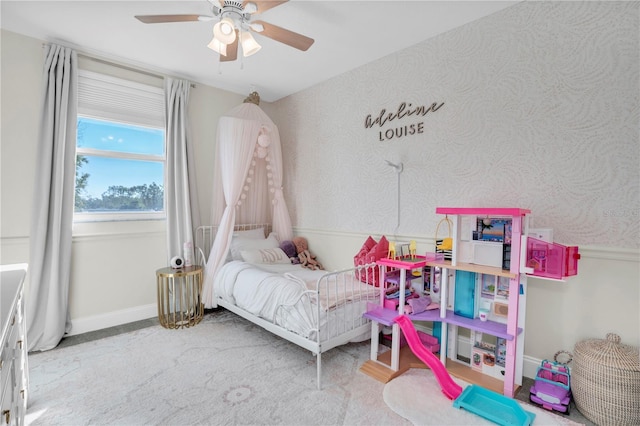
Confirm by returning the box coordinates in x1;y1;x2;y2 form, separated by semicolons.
529;359;572;414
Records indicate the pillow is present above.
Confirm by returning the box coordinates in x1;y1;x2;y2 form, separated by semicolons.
224;227;268;262
354;235;389;287
353;236;377;266
230;232;280;261
366;235;389;264
233;227;265;239
240;247;291;264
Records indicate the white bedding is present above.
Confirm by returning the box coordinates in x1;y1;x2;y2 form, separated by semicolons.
214;261;312;319
213;261;379;340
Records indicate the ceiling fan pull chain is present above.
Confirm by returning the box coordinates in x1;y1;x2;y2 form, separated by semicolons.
239;27;245;70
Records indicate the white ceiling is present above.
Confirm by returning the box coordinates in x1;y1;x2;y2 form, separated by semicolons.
1;1;517;102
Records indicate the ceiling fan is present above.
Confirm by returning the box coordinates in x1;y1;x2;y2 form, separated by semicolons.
135;0;314;62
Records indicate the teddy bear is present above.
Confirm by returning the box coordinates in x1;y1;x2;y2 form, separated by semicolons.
279;240;300;264
292;236;323;270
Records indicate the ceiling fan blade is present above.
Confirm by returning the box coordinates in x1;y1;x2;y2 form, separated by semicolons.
134;14;210;24
220;31;239;62
243;1;288;14
251;20;314;51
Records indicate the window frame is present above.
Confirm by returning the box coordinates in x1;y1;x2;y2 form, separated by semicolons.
74;70;166;223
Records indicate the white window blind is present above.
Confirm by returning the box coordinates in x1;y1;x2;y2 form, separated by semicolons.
77;70;164;128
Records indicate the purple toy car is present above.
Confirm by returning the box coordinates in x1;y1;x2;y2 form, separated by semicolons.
529;359;572;414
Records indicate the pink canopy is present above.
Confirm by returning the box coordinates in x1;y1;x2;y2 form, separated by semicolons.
202;100;293;307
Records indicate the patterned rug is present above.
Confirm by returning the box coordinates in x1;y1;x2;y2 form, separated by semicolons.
26;310;406;425
27;309;583;425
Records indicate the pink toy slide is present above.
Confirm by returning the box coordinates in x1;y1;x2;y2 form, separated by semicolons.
394;315;463;400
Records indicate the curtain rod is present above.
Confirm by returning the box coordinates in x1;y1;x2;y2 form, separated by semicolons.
42;41;196;88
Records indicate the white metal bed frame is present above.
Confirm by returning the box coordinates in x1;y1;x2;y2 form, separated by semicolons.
196;224;376;389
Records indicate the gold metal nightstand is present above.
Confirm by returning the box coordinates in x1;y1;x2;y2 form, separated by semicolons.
156;265;204;329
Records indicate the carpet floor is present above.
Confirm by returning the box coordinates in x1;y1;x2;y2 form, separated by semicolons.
27;310;404;425
26;310;587;425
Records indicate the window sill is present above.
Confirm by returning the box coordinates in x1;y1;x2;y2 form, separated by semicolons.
73;218;165;238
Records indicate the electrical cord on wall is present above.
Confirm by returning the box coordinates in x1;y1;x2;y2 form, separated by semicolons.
385;160;403;238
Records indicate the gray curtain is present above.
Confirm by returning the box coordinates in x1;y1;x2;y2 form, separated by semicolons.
27;44;78;351
165;78;200;265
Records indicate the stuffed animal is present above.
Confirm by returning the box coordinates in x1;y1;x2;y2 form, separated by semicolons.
292;236;323;270
279;240;300;264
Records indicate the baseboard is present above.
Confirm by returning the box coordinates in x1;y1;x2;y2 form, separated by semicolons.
68;304;157;336
522;355;544;379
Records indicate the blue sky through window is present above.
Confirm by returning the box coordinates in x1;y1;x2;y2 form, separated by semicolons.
78;117;164;155
77;117;164;199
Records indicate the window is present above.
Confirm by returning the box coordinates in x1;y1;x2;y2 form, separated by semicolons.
75;70;165;222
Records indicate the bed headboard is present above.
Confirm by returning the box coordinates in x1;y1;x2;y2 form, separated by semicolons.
195;223;272;265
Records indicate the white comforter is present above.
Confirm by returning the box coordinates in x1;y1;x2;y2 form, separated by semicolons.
214;261;316;321
213;261;378;338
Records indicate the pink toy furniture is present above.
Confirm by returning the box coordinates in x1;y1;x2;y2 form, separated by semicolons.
526;237;580;279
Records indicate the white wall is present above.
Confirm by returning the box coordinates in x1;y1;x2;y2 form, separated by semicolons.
188;80;245;226
0;29;244;334
0;30;41;265
267;1;640;371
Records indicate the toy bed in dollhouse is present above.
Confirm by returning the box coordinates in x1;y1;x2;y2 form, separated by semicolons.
198;100;378;389
197;224;379;389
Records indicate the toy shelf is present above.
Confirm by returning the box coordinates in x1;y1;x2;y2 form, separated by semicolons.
430;207;530;398
360;255;431;383
364;305;440;327
425;260;517;279
438;310;521;341
435;207;531;217
364;305;521;340
376;255;427;270
384;269;424;285
363;305;399;327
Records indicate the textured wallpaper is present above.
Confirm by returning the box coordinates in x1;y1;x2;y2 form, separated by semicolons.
270;1;639;249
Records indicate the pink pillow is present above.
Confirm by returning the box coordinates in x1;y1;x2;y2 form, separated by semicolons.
354;236;377;266
365;235;388;264
354;235;389;287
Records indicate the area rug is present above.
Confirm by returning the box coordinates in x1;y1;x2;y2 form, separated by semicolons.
27;309;583;426
383;369;583;425
26;310;407;425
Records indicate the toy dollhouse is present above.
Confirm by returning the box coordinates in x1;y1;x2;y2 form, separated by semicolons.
361;207;580;397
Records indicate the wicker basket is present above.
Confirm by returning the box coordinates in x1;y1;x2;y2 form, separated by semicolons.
572;333;640;425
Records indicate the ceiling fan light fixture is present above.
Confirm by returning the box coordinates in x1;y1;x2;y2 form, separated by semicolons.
134;1;315;63
249;22;264;32
207;37;227;56
241;31;261;57
213;17;236;44
243;2;258;14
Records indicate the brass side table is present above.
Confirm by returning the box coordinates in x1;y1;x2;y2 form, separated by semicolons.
156;265;204;329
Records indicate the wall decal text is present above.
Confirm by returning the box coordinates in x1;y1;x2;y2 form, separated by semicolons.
365;101;444;141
